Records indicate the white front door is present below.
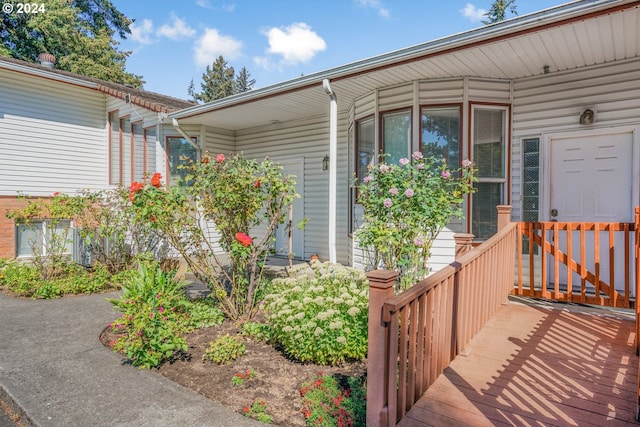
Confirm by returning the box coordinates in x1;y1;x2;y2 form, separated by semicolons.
545;127;638;292
275;159;304;259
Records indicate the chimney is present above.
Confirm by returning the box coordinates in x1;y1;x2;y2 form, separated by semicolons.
37;53;56;69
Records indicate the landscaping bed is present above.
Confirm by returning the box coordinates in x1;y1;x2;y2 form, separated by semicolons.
103;320;365;426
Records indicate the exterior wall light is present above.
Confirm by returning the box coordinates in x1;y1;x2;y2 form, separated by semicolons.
322;155;330;171
579;107;596;125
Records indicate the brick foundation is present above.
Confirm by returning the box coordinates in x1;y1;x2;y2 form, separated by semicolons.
0;196;30;258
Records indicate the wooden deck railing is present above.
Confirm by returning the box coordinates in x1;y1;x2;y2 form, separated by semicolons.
366;206;517;427
515;215;639;308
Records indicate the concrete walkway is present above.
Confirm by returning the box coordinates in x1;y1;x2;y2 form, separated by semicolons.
0;291;263;427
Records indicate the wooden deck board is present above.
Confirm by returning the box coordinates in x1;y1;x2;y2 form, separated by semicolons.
398;299;639;426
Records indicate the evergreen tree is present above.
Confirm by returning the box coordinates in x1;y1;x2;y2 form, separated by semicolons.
195;56;236;102
187;78;197;102
483;0;517;24
0;0;143;86
235;67;256;94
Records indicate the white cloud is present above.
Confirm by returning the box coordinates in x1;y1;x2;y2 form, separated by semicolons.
354;0;390;18
130;18;154;45
461;3;487;22
262;23;326;66
157;13;196;40
193;28;243;67
196;0;212;8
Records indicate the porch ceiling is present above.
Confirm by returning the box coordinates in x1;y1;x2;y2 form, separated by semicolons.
169;0;640;132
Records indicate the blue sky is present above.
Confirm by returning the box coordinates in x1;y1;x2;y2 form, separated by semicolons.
112;0;568;100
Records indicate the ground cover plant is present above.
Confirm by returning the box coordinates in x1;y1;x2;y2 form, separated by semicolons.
0;257;131;298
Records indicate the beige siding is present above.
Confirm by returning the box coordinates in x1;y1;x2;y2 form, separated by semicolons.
418;79;464;104
468;78;511;103
0;69;106;196
511;58;640;220
235;116;350;263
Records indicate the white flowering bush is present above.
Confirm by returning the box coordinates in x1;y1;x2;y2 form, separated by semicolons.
263;261;369;365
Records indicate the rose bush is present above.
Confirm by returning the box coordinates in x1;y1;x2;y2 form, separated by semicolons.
356;153;476;289
129;153;298;321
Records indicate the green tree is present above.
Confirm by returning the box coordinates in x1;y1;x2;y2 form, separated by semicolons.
195;56;236;102
193;57;255;103
187;78;197;102
0;0;143;87
483;0;517;24
235;66;255;94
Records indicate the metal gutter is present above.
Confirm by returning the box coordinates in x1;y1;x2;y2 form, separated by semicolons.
0;60;97;89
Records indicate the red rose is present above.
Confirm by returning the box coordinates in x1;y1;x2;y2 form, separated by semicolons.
130;181;144;193
151;172;162;188
253;179;261;188
235;232;252;247
53;192;60;196
216;153;225;163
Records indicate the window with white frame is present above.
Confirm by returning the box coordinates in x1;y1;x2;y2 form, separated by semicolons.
16;220;73;257
471;105;508;239
421;106;461;170
381;109;411;164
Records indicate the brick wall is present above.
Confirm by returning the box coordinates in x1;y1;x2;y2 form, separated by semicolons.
0;197;29;258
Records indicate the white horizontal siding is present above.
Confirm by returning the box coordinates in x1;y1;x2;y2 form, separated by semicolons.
511;58;640;221
468;78;511;103
418;79;464;104
235;115;350;264
378;83;413;111
0;69;107;196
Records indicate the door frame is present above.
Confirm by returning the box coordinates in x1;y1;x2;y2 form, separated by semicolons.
275;157;305;259
540;126;640;222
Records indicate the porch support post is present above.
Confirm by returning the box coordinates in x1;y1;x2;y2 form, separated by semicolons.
323;79;338;263
454;233;474;259
497;205;512;231
367;270;397;427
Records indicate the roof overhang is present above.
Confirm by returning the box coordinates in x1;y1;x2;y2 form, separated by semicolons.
169;0;640;131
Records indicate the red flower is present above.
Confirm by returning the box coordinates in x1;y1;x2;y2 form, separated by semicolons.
243;406;250;413
52;192;60;196
130;181;144;193
235;232;252;247
150;172;162;188
129;192;135;202
216;153;225;163
201;156;210;164
253;179;261;188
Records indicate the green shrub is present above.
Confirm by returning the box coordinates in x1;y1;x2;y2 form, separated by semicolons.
300;373;366;427
202;334;246;364
0;258;121;298
107;261;223;369
240;321;273;342
263;262;369;365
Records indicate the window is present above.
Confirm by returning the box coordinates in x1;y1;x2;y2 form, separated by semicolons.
132;122;145;181
109;111;119;184
381;109;411;164
166;136;198;185
421;106;461;169
355;116;375;186
120;116;132;184
16;220;73;257
144;127;157;176
471;106;508;239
